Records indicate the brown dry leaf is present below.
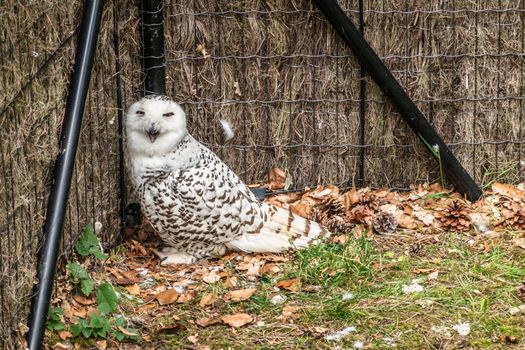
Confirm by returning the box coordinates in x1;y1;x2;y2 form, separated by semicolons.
397;214;415;229
275;279;298;292
492;182;524;199
72;294;96;306
224;276;238;288
484;240;494;252
202;270;221;284
289;202;312;218
224;288;257;302
261;263;281;274
199;293;218;307
122;269;139;280
342;188;360;210
237;257;264;276
156;289;179;305
95;340;107;350
117;326;139;337
129;239;148;256
125;284;141;296
331;234;348;244
268;167;286;190
177;292;195;304
196;317;222;327
514;237;525;250
58;330;72;340
187;334;199;344
53;343;71;350
278;305;301;322
262;254;289;262
221;313;253;328
107;267;123;279
157;323;186;334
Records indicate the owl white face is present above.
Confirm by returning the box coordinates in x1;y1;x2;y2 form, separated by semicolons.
125;96;188;156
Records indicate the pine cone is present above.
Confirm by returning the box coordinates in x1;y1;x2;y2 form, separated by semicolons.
346;192;380;226
494;197;525;229
435;200;471;232
312;197;353;233
372;211;398;235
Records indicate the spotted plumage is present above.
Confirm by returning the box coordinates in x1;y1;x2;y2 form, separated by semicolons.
125;95;330;264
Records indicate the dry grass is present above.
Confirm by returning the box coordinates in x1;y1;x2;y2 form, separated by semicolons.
2;0;525;348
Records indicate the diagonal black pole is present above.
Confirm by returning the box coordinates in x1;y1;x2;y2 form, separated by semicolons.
313;0;482;201
26;0;105;348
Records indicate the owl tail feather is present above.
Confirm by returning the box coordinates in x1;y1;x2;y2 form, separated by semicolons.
225;205;331;253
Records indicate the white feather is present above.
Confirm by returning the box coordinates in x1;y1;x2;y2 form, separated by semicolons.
219;119;235;141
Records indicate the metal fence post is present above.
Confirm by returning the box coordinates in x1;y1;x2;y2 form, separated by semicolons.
26;0;105;348
141;0;166;95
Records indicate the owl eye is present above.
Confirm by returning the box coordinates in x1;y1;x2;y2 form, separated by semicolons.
163;112;174;117
136;110;145;116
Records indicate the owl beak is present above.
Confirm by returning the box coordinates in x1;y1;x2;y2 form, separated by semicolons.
146;127;160;142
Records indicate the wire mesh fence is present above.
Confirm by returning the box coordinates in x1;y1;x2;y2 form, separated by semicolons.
164;0;525;190
0;1;125;347
1;0;525;347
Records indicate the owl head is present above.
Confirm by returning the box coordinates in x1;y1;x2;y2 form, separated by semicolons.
125;95;187;156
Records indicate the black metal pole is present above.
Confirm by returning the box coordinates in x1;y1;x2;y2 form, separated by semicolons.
141;0;166;96
26;0;105;348
313;0;482;201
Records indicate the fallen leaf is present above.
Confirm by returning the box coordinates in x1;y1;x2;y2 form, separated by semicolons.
196;317;222;327
261;263;281;274
277;305;301;322
203;270;221;284
397;214;415;229
95;340;107;350
492;182;524;199
331;234;348;244
289;202;312;218
221;313;253;328
427;271;440;280
117;326;139;337
275;279;298;292
224;276;238;288
125;284;141;296
177;292;195;304
58;330;72;340
510;304;525;315
156;289;179;305
268;167;286;190
53;343;71;350
157;323;186;334
199;293;218;307
224;288;256;302
187;334;199;344
72;294;96;306
342;188;360;210
514;237;525;250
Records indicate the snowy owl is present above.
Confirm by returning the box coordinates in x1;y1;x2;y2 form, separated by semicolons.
125;95;330;265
